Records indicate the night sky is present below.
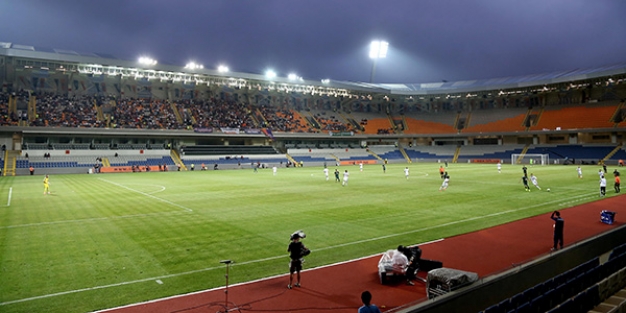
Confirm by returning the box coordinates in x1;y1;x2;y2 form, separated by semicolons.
1;0;625;84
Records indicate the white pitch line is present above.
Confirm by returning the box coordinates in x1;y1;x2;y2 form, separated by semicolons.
7;187;12;206
146;186;166;195
98;178;192;212
0;192;596;307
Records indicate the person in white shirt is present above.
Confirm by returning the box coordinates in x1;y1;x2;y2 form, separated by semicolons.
497;162;502;173
577;166;583;179
323;167;329;181
359;163;363;172
272;166;277;176
530;173;541;190
404;167;410;180
439;174;449;191
600;175;607;197
342;170;350;186
391;246;414;285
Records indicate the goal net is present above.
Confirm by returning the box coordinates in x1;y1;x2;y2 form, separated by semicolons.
511;153;550;165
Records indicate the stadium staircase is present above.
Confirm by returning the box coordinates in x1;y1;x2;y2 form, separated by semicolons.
398;144;412;163
366;149;385;163
28;95;36;122
188;109;197;125
452;145;461;163
94;100;104;121
338;110;364;132
254;108;269;127
455;112;469;132
3;150;17;176
101;157;111;167
248;110;260;128
611;101;625;126
285;153;298;165
386;114;398;133
465;111;472;130
169;101;183;124
523;107;535;131
602;144;623;162
170;149;187;170
516;145;531;163
8;94;16;113
328;153;341;163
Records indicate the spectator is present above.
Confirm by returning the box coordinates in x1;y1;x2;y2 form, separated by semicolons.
358;291;382;313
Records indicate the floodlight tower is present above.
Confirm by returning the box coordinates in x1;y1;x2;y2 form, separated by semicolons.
369;40;388;83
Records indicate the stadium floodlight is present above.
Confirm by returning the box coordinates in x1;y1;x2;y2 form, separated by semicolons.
217;65;229;73
265;70;277;79
369;40;388;59
185;62;203;70
368;40;388;83
288;73;303;81
138;56;158;66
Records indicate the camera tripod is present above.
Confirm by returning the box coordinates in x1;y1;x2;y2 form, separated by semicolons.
217;260;242;313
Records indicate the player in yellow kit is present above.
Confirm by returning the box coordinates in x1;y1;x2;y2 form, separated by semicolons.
43;174;50;195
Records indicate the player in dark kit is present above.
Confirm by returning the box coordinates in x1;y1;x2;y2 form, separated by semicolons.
334;169;340;182
551;211;564;250
522;165;528;177
521;175;530;192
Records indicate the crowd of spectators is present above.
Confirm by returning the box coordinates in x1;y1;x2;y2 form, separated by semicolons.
111;98;182;129
258;105;311;132
314;113;355;132
29;92;103;128
0;91;360;133
190;98;255;129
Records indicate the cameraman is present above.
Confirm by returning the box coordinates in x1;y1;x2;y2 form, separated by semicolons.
287;232;309;289
392;245;417;285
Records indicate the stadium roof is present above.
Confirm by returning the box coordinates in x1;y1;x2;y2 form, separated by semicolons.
1;41;625;96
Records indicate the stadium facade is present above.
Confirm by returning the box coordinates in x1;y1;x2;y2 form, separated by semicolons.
1;41;626;173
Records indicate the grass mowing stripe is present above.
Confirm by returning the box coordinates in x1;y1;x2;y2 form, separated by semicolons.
97;178;193;212
0;191;591;306
0;211;188;229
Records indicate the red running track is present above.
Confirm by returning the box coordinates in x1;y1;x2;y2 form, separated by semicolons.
102;194;626;313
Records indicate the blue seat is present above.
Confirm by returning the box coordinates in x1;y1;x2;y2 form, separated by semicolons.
530;295;545;312
542;289;557;312
484;303;502;313
510;293;526;309
522;286;538;301
497;299;511;313
553;284;568;306
515;301;530;313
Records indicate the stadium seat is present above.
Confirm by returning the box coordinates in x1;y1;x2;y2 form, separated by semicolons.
509;293;526;309
483;303;502;313
515;301;530;313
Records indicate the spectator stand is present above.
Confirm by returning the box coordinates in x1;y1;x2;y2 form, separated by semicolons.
18;146;172;175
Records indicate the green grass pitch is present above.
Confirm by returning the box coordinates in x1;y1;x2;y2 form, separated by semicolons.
0;163;612;312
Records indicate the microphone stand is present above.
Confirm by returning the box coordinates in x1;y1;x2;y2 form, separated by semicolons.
217;260;241;313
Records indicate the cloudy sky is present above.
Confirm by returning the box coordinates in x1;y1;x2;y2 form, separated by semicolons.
1;0;625;84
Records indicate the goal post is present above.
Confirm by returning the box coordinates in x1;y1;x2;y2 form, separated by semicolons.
511;154;550;165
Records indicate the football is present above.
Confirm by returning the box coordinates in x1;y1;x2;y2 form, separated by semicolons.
547;188;551;192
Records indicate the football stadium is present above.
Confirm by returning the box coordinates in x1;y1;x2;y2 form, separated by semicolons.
1;40;626;313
